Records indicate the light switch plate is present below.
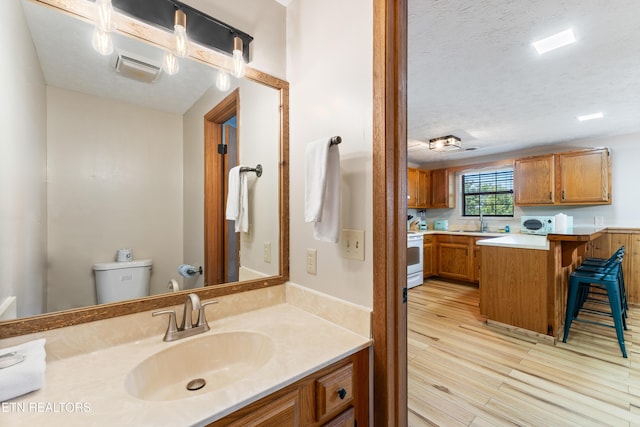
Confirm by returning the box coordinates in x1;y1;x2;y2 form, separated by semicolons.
264;242;271;263
306;248;317;275
594;216;604;226
341;229;365;261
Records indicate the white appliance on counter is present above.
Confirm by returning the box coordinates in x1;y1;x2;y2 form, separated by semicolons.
407;232;424;288
520;216;555;235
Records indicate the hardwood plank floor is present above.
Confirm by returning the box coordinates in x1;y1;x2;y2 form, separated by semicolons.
408;279;640;426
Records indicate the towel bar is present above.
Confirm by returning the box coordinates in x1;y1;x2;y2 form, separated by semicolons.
239;164;262;177
330;136;342;145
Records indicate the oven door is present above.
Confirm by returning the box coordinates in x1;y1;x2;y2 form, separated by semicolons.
407;235;423;288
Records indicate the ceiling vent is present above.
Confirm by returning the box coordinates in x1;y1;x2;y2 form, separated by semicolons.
113;51;161;83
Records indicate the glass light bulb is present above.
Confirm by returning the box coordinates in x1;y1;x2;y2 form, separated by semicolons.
162;51;179;75
174;25;188;58
95;0;115;32
216;70;230;91
92;28;113;56
232;49;246;78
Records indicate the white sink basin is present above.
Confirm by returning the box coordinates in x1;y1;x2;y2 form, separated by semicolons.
125;331;275;401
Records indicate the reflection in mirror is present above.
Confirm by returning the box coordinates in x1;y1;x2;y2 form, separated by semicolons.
0;0;284;327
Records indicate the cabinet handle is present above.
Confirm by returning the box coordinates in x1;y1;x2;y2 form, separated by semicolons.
562;190;565;200
337;388;347;400
549;191;552;200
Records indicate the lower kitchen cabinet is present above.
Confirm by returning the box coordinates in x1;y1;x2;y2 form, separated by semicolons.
423;235;436;278
437;235;474;282
207;348;369;427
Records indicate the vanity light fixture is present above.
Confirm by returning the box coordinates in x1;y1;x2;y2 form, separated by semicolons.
91;0;115;56
232;36;247;78
429;135;462;152
172;8;189;58
533;28;576;54
216;69;231;91
578;112;604;121
162;50;179;75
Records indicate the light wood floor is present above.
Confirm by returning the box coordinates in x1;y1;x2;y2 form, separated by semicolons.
407;279;640;426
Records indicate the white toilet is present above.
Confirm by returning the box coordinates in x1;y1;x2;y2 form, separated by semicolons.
93;259;152;304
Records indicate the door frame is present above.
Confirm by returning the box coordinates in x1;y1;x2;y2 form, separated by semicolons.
204;89;240;286
372;0;408;425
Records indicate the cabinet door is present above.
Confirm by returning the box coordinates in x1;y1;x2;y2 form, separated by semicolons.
423;244;433;278
473;239;481;283
437;236;471;280
431;168;454;208
417;169;431;208
226;391;299;427
514;155;555;205
408;168;419;208
558;148;610;204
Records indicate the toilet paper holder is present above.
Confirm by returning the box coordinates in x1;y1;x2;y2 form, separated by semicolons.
178;264;203;278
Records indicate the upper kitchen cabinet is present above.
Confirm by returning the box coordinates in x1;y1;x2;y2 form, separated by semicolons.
514;154;555;205
513;147;611;206
408;167;431;208
557;148;611;205
430;168;455;208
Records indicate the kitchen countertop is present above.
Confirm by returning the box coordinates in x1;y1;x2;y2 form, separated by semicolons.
2;303;371;427
410;230;507;237
476;234;550;251
546;226;606;241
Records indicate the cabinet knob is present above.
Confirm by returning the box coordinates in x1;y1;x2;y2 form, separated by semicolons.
337;388;347;400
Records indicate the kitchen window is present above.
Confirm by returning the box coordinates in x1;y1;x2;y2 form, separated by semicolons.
462;170;514;216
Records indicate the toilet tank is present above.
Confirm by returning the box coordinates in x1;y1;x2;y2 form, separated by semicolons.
93;259;152;304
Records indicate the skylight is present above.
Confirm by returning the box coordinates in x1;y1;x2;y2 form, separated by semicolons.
533;28;576;54
578;112;604;122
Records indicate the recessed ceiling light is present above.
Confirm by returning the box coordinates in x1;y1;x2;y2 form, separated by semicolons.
533;28;576;54
577;112;604;122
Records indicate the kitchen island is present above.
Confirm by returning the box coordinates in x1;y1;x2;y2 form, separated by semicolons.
478;228;605;337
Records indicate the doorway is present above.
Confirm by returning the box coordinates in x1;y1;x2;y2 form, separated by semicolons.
204;89;240;286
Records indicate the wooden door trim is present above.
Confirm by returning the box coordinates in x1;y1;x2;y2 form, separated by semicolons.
204;89;240;286
372;0;408;425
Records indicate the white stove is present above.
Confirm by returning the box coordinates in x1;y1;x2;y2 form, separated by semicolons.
407;232;423;288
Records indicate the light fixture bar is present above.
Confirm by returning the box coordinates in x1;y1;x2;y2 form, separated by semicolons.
578;112;604;122
533;28;576;54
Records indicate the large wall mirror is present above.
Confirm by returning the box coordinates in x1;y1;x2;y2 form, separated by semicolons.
0;0;289;338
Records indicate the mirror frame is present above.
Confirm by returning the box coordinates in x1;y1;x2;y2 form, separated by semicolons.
0;0;289;339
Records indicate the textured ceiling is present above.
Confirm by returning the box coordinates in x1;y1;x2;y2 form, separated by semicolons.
408;0;640;164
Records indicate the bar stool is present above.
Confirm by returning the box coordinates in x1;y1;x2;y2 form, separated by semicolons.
562;251;627;358
576;247;627;315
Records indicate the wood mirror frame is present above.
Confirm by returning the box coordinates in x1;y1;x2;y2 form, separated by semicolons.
0;0;289;339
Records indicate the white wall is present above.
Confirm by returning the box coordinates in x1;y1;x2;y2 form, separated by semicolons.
415;132;640;230
0;0;47;317
182;80;281;288
46;87;183;312
287;0;374;308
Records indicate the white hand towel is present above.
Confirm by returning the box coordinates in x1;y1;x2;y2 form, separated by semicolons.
305;138;340;242
0;338;46;402
225;166;249;233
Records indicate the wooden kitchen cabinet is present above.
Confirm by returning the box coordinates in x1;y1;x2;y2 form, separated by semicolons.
430;168;454;208
207;349;368;427
514;154;555;205
408;168;431;208
423;235;436;278
557;148;611;204
437;235;473;281
473;238;482;283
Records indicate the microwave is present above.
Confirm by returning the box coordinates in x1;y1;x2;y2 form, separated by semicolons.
521;216;555;235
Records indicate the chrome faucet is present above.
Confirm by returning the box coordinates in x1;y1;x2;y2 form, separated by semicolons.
479;209;486;232
152;293;218;342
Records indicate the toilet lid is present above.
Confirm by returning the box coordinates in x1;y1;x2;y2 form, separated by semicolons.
93;259;152;271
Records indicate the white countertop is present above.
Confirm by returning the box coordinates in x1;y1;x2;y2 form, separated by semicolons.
476;234;550;251
2;304;371;426
410;230;507;237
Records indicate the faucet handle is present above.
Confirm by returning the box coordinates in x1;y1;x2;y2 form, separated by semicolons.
152;309;179;341
196;300;219;329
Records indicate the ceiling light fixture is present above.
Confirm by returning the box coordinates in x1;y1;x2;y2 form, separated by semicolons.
533;28;576;54
429;135;462;152
578;112;604;122
173;8;189;58
232;36;247;78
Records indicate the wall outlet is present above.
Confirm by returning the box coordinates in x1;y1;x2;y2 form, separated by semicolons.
263;242;271;263
306;248;317;275
341;229;365;261
594;216;604;227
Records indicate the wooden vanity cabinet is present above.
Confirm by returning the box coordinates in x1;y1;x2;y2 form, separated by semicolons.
408;168;431;208
557;148;611;204
514;154;555;205
207;348;368;427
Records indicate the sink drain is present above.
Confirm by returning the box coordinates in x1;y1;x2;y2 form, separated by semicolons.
186;378;206;391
